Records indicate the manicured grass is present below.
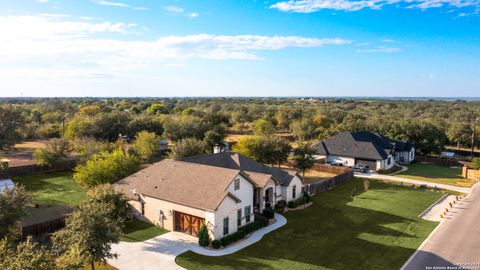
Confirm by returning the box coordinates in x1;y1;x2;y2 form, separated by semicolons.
396;163;474;187
176;179;444;270
120;219;169;242
13;171;87;206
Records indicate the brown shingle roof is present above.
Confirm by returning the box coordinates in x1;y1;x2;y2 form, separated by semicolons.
114;159;256;212
182;152;299;186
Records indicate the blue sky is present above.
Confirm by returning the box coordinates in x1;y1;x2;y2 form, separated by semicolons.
0;0;479;97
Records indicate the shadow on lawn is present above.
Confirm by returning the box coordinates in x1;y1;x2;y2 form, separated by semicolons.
177;180;441;270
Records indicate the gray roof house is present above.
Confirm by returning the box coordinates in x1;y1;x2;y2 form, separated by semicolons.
312;131;415;171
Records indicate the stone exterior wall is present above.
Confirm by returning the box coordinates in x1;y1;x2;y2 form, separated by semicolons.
462;166;480;180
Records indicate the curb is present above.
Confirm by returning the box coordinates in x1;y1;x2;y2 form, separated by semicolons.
417;194;449;219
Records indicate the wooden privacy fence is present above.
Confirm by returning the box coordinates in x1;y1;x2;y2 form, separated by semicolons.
2;159;78;178
21;218;66;239
305;169;354;195
311;163;352;174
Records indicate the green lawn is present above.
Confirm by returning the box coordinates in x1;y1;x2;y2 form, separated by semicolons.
120;219;169;242
396;163;474;187
13;171;87;206
176;179;444;270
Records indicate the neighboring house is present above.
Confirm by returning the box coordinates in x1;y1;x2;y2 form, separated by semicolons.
312;131;415;171
115;152;302;240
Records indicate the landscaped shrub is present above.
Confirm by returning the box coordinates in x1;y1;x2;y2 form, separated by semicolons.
220;231;244;247
262;207;275;219
211;239;222;249
254;214;269;227
198;224;210;247
274;200;287;213
303;191;311;203
288;197;309;209
288;200;295;208
220;219;268;247
239;220;266;235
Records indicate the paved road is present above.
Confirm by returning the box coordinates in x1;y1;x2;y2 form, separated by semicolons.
355;171;471;193
402;183;480;270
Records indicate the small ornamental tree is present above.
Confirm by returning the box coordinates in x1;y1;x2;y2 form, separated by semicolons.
53;187;127;270
292;144;316;178
33;148;60;167
132;131;160;163
198;224;210;247
74;149;139;187
170;138;206;160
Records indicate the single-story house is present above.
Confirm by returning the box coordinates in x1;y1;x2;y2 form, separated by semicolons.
312;131;415;171
115;152;302;240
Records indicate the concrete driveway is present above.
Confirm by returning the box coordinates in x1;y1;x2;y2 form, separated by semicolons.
108;232;197;270
108;213;287;270
402;183;480;270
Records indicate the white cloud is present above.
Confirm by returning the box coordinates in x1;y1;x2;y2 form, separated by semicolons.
270;0;480;12
0;15;350;78
163;5;200;18
37;0;49;3
164;5;185;14
92;0;148;10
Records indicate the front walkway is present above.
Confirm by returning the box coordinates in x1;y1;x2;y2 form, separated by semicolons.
190;213;287;256
108;213;287;270
355;171;471;193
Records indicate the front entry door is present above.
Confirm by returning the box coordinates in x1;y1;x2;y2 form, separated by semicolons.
174;211;205;237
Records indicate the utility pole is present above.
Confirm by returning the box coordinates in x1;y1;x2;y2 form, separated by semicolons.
472;117;479;160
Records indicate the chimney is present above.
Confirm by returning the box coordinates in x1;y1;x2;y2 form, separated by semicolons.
214;145;221;154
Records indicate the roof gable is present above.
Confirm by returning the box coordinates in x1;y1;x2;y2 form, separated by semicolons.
114;159;255;211
182;152;298;186
312;131;400;160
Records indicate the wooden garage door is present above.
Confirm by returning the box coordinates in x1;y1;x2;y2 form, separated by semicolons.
174;211;205;237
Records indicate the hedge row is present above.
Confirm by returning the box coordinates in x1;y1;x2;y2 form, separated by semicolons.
288;196;308;209
219;219;267;247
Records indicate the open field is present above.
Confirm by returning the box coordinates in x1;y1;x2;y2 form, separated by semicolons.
397;163;475;187
176;179;444;270
13;171;87;206
120;220;169;243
